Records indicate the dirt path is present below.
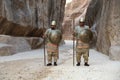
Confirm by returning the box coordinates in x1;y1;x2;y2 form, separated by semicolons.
0;41;120;80
0;58;52;80
41;50;120;80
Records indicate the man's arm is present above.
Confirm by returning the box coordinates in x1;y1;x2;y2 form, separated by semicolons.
43;29;49;38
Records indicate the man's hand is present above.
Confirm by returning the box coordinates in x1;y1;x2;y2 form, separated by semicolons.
73;37;76;40
42;34;47;39
72;32;75;36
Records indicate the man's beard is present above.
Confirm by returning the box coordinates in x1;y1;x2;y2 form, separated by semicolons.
51;27;55;30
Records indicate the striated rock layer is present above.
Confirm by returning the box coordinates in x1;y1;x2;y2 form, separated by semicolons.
0;0;66;35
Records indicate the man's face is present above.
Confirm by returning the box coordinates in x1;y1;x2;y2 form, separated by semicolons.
79;22;85;27
51;25;56;30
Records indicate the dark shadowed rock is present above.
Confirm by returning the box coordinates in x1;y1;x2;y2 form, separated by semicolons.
0;16;45;37
26;37;44;49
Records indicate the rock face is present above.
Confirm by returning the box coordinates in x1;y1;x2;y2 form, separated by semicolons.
0;0;66;55
0;16;45;37
63;0;91;39
26;37;44;49
0;35;31;54
0;43;16;56
0;0;65;29
0;35;44;56
109;46;120;60
85;0;120;60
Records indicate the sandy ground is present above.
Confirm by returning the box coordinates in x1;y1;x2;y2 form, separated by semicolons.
42;50;120;80
0;58;53;80
0;40;120;80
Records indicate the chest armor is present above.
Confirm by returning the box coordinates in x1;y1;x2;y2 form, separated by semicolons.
79;29;93;43
48;29;62;45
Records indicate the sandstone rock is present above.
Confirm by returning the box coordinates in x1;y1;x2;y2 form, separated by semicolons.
26;37;44;49
109;46;120;61
0;35;31;53
0;0;65;29
0;16;45;37
0;0;66;54
63;0;91;39
0;35;44;56
0;43;16;56
85;0;102;28
85;0;120;60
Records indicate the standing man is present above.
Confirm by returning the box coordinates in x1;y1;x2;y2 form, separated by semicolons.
73;17;90;66
44;20;62;66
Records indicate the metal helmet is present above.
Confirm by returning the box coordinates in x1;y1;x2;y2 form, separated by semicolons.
51;20;56;25
79;29;93;43
79;17;85;22
48;29;62;44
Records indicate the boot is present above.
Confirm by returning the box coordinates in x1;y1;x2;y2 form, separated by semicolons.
84;62;89;66
54;62;57;66
76;62;80;66
47;63;52;66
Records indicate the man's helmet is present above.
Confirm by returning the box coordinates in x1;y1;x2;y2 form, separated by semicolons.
79;17;85;22
51;20;56;25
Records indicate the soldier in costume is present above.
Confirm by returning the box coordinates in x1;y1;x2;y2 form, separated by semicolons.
44;20;62;66
73;17;92;66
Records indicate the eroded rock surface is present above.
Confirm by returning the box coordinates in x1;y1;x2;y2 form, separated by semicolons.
86;0;120;60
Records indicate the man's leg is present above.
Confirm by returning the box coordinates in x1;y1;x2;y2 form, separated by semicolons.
76;50;82;66
83;49;89;66
53;52;58;66
47;52;52;66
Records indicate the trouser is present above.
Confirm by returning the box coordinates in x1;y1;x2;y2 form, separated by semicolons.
76;48;89;63
47;51;58;63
